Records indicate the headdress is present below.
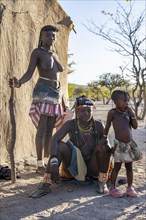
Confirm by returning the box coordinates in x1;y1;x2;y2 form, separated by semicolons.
75;95;95;109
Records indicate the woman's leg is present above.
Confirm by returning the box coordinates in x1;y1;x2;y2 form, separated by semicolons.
90;144;111;176
35;115;49;173
36;115;56;166
36;115;47;162
30;141;72;198
44;116;56;160
45;141;72;172
90;144;111;193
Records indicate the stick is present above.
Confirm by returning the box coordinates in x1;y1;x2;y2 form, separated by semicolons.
9;87;16;183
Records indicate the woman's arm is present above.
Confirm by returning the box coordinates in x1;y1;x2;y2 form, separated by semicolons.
9;49;38;88
19;49;38;85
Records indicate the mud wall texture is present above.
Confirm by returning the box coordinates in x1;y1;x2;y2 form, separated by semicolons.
0;0;73;163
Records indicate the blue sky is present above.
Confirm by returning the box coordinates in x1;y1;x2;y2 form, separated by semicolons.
58;0;145;85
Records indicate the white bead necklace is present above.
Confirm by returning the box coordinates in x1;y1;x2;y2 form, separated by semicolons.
40;46;53;53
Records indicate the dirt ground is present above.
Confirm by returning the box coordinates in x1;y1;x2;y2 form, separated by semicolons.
0;102;146;220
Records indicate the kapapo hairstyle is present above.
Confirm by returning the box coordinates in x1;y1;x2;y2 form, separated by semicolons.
38;25;59;47
111;90;130;102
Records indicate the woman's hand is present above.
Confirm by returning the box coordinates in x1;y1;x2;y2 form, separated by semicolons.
9;77;21;88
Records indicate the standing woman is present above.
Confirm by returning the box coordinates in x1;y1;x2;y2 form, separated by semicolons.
9;25;67;174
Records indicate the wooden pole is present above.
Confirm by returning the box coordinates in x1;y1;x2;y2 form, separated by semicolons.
9;87;16;183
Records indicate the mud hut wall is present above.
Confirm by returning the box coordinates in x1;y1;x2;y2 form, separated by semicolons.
0;0;71;163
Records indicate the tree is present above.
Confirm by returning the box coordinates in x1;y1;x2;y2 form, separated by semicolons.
68;84;89;98
67;53;76;74
68;83;77;98
85;1;146;119
98;73;129;92
88;73;129;104
88;81;109;104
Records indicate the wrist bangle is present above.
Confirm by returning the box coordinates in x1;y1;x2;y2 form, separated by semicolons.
131;116;136;120
50;157;58;166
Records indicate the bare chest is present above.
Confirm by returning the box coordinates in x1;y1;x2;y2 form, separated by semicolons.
113;111;130;125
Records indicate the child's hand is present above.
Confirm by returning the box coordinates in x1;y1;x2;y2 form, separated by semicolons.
126;106;135;117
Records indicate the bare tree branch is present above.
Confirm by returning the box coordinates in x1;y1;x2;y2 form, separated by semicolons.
84;1;146;119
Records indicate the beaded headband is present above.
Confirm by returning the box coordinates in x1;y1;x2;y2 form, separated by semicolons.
75;96;95;109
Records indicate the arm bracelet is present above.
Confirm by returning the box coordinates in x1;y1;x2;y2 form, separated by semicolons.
131;116;136;120
103;135;107;138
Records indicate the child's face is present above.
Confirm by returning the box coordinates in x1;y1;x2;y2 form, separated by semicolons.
41;30;56;47
114;95;130;111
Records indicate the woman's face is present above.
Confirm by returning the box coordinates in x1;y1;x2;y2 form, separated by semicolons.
76;107;93;122
41;30;56;47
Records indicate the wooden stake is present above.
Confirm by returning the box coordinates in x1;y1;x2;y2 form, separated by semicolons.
9;87;16;183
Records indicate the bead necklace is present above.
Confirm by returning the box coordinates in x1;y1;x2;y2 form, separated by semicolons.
115;108;129;118
40;46;53;53
116;108;127;114
77;119;93;149
77;119;93;133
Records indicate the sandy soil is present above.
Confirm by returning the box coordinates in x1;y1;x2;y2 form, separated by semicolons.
0;102;146;220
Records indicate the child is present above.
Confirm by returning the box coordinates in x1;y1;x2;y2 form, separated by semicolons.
103;90;142;198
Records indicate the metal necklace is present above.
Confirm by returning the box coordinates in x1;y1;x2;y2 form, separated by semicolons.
79;131;92;150
77;119;93;150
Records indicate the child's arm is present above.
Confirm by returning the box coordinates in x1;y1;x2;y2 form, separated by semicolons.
127;106;138;129
103;109;114;138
